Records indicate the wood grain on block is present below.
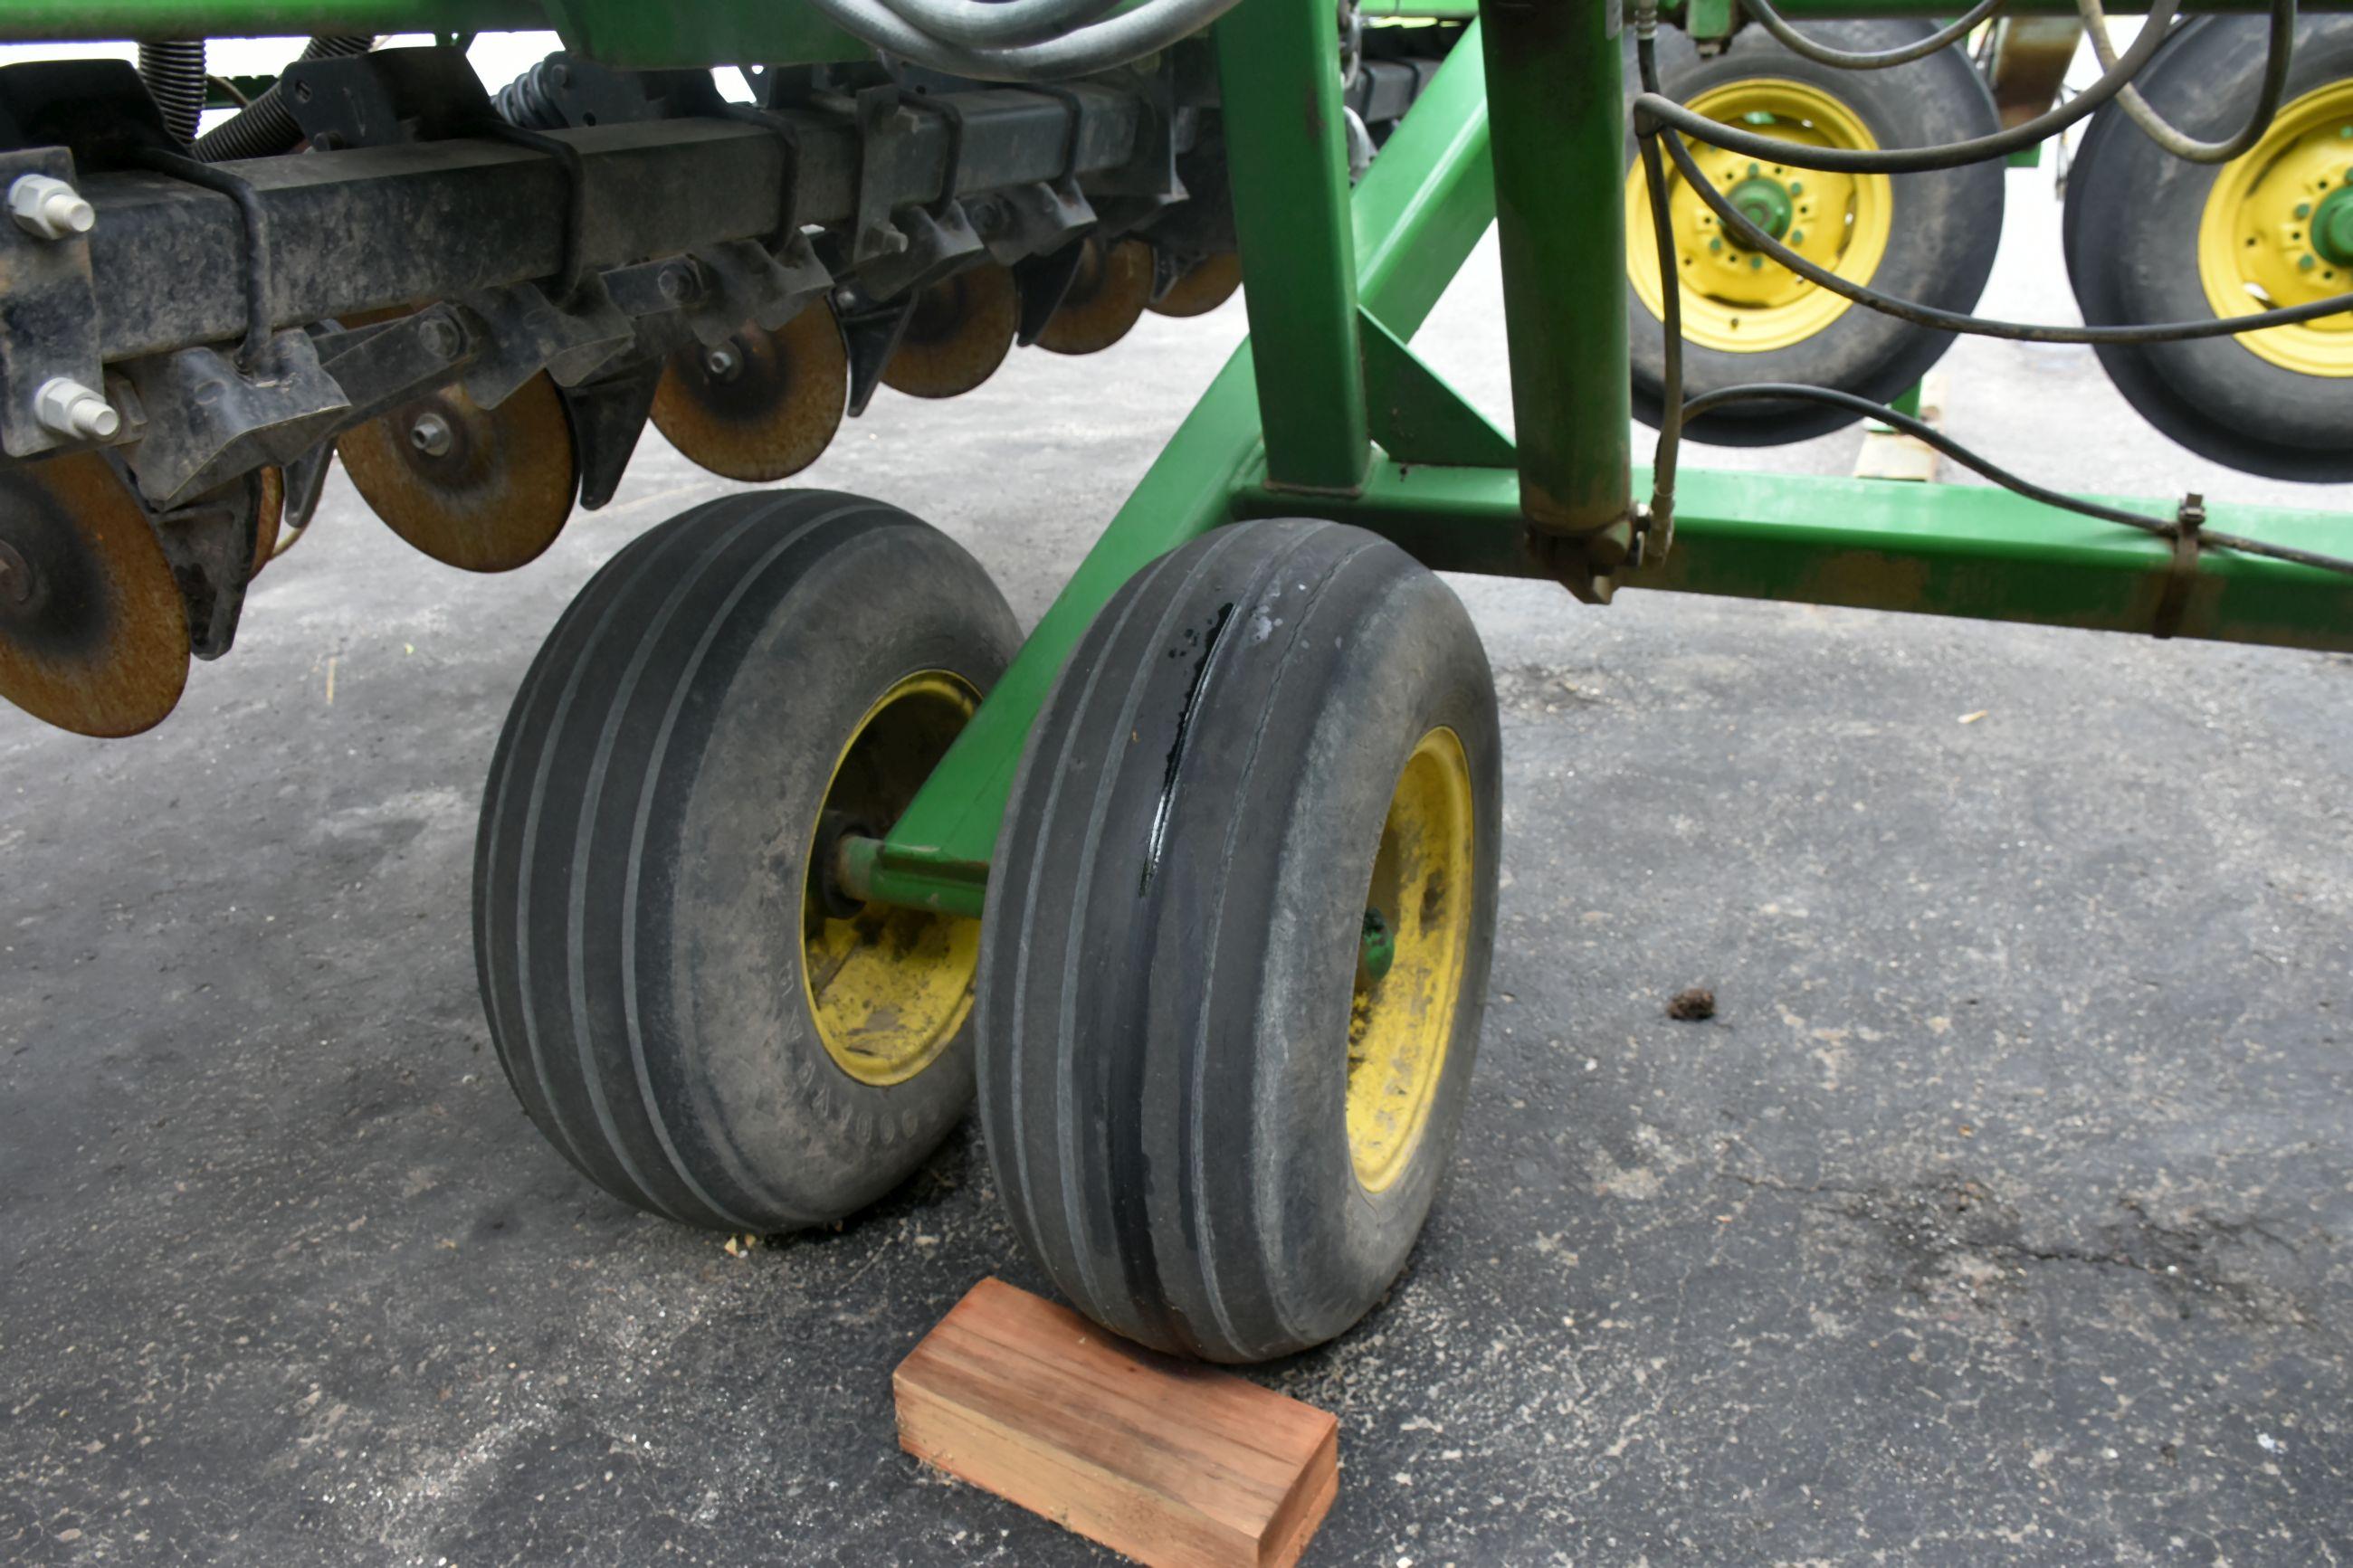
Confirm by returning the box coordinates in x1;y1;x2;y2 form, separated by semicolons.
894;1278;1340;1568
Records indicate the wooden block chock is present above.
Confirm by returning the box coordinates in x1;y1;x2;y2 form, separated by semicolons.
894;1278;1340;1568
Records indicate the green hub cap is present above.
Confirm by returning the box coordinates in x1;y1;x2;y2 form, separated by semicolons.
1725;175;1795;243
1358;908;1396;984
2313;185;2353;269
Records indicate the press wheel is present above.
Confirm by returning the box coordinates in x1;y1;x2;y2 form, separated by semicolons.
475;489;1021;1231
977;519;1501;1363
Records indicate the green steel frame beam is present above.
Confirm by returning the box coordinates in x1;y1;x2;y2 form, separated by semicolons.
1234;459;2353;653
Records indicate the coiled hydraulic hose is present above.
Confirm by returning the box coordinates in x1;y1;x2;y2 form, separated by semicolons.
137;42;207;145
191;35;374;163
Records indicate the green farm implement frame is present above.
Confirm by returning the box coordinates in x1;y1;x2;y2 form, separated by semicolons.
18;0;2352;922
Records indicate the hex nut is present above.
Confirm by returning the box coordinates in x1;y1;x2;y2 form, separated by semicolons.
7;174;94;241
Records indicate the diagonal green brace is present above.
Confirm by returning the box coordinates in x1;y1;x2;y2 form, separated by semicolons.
866;24;1497;916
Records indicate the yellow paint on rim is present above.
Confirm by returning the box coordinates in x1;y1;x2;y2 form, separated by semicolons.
2196;80;2353;378
1624;77;1894;353
1347;727;1475;1193
801;670;981;1088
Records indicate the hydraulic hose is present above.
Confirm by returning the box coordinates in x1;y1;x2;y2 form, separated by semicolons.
1632;0;2181;174
2081;0;2299;162
1739;0;2005;70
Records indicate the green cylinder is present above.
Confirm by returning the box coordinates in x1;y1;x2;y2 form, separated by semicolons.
1478;0;1633;561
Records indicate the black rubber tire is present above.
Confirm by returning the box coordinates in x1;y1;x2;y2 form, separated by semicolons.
976;520;1502;1363
1625;24;2006;445
474;490;1020;1231
2063;17;2353;482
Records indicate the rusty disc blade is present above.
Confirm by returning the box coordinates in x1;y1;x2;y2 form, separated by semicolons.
1036;237;1155;356
881;263;1018;400
1149;252;1243;319
247;467;285;583
652;306;848;483
338;372;576;574
0;451;190;738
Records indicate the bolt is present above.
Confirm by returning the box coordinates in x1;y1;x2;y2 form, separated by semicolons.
408;410;454;458
1789;181;1804;196
419;315;463;361
33;377;118;442
703;345;741;381
7;174;94;241
1750;255;1764;270
2300;253;2318;271
0;538;31;608
658;261;701;304
1789;229;1805;246
2298;202;2313;219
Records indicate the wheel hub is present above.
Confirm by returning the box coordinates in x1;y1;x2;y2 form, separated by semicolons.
2313;184;2353;270
1725;174;1795;242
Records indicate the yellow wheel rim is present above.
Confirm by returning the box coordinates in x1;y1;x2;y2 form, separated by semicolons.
1347;727;1476;1193
801;671;982;1087
1624;77;1894;353
2196;79;2353;378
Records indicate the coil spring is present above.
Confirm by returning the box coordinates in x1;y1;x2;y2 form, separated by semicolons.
137;42;207;145
492;59;573;131
189;35;373;163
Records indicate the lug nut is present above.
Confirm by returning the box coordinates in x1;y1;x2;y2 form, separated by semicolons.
33;376;119;441
703;345;741;380
409;411;454;457
8;174;94;241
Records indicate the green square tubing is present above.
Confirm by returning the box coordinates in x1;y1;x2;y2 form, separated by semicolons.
1214;0;1371;494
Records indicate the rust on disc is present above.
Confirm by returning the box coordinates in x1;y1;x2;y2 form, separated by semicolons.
652;305;849;483
337;371;577;574
247;467;285;583
1036;236;1156;356
1149;252;1243;318
881;263;1019;400
0;451;190;738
